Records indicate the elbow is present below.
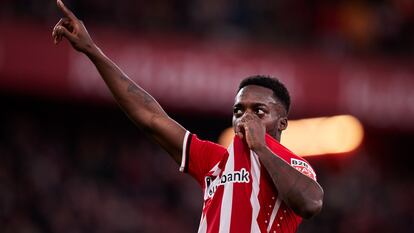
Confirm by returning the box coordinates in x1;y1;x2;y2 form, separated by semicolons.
300;197;323;219
299;189;324;219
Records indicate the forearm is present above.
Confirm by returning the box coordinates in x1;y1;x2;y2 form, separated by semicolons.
255;146;323;218
84;45;167;128
53;0;186;164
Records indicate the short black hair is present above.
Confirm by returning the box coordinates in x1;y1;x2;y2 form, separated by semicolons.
238;75;291;113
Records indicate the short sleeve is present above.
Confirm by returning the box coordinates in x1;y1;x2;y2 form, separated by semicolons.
265;134;317;181
179;131;227;185
287;154;317;181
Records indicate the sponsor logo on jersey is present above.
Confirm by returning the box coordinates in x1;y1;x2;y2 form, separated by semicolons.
291;158;316;180
204;168;250;198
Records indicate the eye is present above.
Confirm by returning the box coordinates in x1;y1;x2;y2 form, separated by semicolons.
255;108;265;117
233;107;243;117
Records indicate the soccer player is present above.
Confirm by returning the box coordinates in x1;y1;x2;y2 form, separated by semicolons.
52;0;324;232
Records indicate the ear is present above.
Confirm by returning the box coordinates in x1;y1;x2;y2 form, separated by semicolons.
278;117;288;131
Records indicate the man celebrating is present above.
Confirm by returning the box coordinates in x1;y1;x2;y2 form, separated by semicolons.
52;0;323;232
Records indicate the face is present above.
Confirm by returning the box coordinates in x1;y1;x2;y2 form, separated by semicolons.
232;85;288;140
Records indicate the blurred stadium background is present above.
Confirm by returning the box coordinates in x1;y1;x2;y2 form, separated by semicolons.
1;0;414;232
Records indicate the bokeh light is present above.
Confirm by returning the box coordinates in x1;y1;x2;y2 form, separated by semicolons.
218;115;364;156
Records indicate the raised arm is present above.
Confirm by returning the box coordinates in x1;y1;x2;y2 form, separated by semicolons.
52;0;186;164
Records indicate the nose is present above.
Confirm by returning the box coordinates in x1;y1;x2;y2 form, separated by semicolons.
236;112;255;129
240;110;254;120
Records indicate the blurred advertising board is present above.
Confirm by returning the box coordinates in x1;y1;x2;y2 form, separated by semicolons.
1;21;413;130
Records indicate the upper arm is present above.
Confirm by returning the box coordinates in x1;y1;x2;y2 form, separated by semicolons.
84;47;187;164
265;134;317;181
138;112;226;182
116;83;187;165
289;157;317;181
142;113;187;165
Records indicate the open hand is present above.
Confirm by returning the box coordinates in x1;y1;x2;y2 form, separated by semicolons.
52;0;95;53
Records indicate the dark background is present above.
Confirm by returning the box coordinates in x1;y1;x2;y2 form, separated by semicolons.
1;0;414;232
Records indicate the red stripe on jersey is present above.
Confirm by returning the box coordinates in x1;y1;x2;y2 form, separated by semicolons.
206;186;223;233
183;133;317;233
258;164;278;232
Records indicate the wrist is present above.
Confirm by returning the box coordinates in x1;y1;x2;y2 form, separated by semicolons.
252;143;269;154
83;43;100;57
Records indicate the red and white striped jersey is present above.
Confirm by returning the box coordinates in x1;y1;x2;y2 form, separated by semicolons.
179;131;317;233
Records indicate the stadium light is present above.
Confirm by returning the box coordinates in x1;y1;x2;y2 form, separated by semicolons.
218;115;364;157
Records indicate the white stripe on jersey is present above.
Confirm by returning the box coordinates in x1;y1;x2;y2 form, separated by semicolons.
267;198;282;232
250;151;261;233
218;142;235;233
197;209;207;233
188;134;309;233
179;131;190;172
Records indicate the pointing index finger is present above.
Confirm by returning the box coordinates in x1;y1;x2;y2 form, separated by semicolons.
57;0;77;20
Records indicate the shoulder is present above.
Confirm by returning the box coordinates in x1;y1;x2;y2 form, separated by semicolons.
187;133;227;155
180;131;227;174
265;134;317;180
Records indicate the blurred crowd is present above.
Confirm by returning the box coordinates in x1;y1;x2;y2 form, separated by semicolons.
0;100;413;233
0;104;202;233
1;0;413;232
1;0;413;55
